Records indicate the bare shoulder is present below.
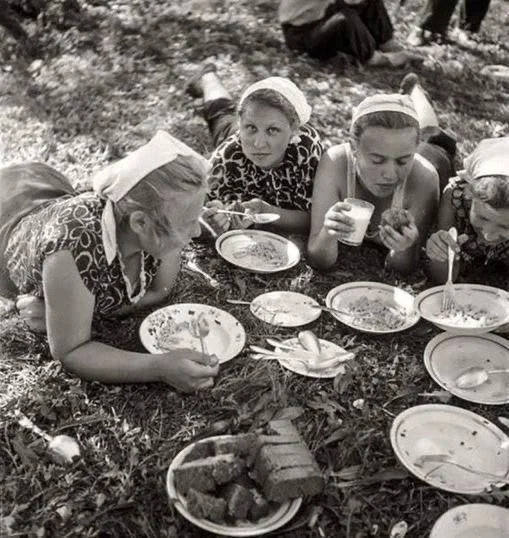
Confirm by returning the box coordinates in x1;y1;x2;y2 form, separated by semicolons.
408;155;439;195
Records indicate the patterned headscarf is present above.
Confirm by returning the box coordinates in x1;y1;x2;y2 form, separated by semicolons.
92;130;207;264
239;77;312;125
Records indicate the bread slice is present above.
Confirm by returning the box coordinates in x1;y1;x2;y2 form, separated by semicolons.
186;488;226;522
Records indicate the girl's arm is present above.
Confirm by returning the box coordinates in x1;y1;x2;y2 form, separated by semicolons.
386;166;440;274
426;186;459;283
42;251;218;391
307;148;345;269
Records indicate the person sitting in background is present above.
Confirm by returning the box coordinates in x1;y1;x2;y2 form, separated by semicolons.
0;131;218;392
188;70;324;235
426;137;509;284
307;73;460;275
278;0;416;67
407;0;492;46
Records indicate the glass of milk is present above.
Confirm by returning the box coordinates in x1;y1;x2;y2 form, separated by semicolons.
339;198;375;246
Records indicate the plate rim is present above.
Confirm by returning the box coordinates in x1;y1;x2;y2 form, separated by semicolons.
275;337;347;378
215;229;301;274
139;302;246;362
250;291;321;327
390;404;509;494
415;284;509;333
430;503;509;538
423;332;509;405
166;434;303;536
325;281;420;334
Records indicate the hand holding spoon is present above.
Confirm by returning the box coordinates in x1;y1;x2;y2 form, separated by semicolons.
215;209;280;224
454;365;509;389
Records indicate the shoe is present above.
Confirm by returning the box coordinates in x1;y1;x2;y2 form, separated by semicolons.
399;72;420;94
185;62;217;98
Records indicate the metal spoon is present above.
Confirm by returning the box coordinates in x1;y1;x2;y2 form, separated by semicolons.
215;209;280;224
454;365;509;389
15;411;81;464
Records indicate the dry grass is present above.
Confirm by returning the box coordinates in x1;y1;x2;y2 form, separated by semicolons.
1;1;509;536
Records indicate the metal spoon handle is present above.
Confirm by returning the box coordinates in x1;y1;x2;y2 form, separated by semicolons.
15;411;53;442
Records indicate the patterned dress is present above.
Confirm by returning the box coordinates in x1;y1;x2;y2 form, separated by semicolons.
208;124;323;211
449;177;509;266
5;192;160;317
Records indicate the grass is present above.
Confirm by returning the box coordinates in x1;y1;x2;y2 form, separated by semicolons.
1;0;509;536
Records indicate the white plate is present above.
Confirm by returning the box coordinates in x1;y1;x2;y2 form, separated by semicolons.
325;282;420;334
390;404;509;494
139;303;245;362
275;337;351;378
215;230;300;273
430;503;509;538
250;291;321;327
166;435;302;537
424;332;509;405
415;284;509;335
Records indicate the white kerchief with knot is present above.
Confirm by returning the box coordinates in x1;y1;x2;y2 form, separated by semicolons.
239;76;312;125
464;137;509;181
92;130;206;264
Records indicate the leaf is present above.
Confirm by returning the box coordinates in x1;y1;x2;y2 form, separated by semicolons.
332;464;362;480
498;416;509;429
322;428;348;446
272;406;304;421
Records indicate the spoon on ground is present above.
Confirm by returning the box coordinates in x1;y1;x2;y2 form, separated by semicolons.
215;209;281;224
454;365;509;389
15;410;81;464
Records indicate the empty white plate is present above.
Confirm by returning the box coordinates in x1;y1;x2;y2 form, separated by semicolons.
250;291;321;327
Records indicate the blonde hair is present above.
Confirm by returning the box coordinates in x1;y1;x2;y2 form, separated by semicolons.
469;175;509;209
114;154;208;235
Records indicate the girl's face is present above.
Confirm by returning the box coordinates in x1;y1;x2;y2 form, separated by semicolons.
470;198;509;244
239;102;295;169
354;127;418;199
139;189;205;257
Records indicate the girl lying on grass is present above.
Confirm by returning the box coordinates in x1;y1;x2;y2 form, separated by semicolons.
0;131;219;392
187;69;324;235
426;137;509;283
307;74;457;275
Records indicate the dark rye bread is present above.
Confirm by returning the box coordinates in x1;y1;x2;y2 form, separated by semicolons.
253;443;318;483
265;419;302;440
186;488;226;522
182;440;214;463
174;453;245;494
213;433;258;463
221;482;254;520
262;466;325;502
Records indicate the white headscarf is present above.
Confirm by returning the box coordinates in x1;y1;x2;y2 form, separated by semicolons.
464;137;509;181
351;94;419;128
239;77;312;125
92;130;207;264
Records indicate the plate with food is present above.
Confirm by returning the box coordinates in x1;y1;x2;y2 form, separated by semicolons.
424;332;509;405
139;303;245;362
250;291;321;327
266;336;355;378
166;425;324;536
325;282;420;334
215;230;300;273
416;284;509;334
430;503;509;538
390;404;509;494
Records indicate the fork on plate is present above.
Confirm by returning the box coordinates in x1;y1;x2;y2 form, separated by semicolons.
441;227;458;312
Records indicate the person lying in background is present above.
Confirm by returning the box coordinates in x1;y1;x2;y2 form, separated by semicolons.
278;0;417;68
426;137;509;284
0;131;218;392
187;68;324;236
307;73;460;274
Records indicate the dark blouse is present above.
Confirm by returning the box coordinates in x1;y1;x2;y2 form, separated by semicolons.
5;192;160;316
208;124;323;211
449;177;509;266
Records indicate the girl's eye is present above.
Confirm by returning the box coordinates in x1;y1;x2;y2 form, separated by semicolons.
396;158;411;166
371;158;385;165
243;125;256;134
267;127;280;135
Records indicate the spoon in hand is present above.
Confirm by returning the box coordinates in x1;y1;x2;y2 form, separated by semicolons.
215;209;280;224
454;365;509;389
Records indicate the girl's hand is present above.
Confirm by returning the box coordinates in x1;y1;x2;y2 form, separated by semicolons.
155;349;220;393
379;213;419;252
323;201;355;239
426;230;467;262
201;200;230;235
16;294;46;333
